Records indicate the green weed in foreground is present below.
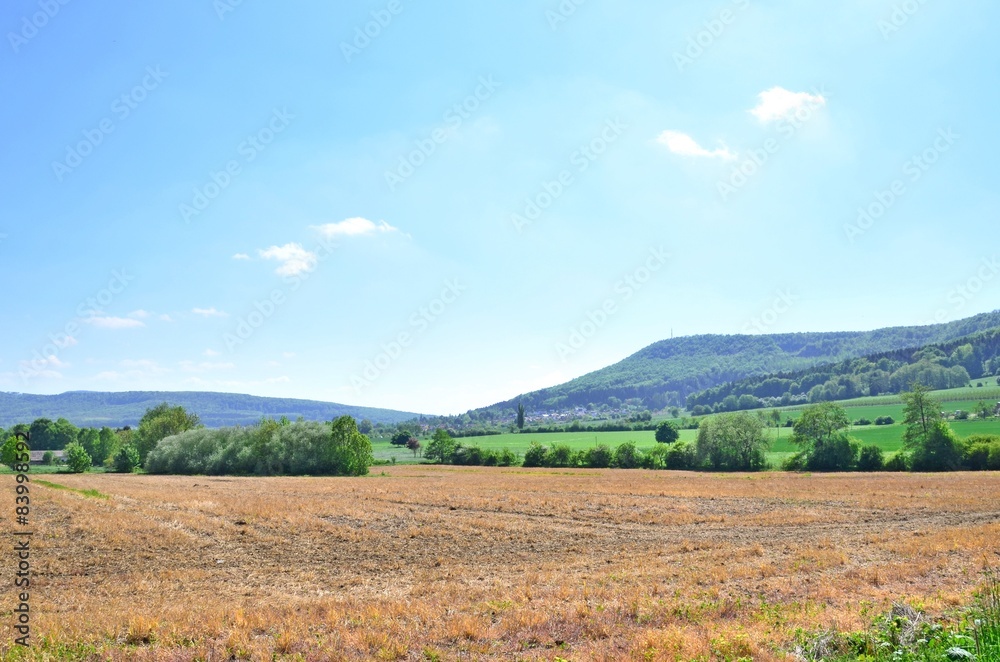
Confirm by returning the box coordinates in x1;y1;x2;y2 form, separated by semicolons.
806;569;1000;661
33;479;109;499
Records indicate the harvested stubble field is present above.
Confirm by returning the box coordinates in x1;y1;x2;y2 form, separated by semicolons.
3;468;1000;661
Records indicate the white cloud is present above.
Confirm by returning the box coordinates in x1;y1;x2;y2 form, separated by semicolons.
203;348;221;357
750;87;826;123
282;352;296;359
232;253;250;260
656;131;737;161
258;243;318;276
192;307;228;318
128;309;151;319
26;355;69;370
311;217;401;239
120;359;167;373
84;316;145;329
159;314;174;322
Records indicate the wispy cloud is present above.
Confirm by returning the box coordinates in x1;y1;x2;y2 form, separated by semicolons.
120;359;169;374
311;217;401;239
750;87;826;123
203;348;221;357
192;307;228;318
232;253;250;260
128;309;151;319
656;130;736;160
258;243;318;276
84;316;145;329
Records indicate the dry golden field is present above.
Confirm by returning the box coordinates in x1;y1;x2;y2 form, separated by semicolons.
2;467;1000;661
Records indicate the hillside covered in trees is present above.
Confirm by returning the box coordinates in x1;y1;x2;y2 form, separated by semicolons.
0;390;420;429
478;311;1000;414
685;325;1000;412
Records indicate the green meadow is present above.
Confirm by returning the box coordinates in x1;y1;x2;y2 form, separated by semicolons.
372;384;1000;466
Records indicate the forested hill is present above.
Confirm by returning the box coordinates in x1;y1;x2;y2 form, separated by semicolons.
480;310;1000;413
0;391;421;429
685;325;1000;412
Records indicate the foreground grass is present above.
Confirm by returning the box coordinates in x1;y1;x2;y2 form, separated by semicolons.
810;570;1000;661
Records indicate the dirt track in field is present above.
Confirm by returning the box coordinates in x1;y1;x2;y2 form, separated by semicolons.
5;467;1000;660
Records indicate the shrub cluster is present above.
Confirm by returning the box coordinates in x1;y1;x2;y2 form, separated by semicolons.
145;417;373;476
449;444;519;467
519;440;697;470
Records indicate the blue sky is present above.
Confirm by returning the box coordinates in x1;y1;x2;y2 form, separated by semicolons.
2;0;998;415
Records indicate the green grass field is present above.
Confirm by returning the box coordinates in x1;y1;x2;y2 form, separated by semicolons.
373;383;1000;467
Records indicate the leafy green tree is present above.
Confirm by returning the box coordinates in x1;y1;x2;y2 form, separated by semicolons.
93;427;118;466
516;402;525;430
357;419;373;435
41;451;55;465
696;412;768;471
390;431;411;446
135;403;201;465
909;420;963;472
522;442;548;467
901;383;942;450
790;402;859;471
113;445;140;473
327;416;374;476
28;418;56;450
976;400;993;420
52;418;79;449
612;441;642;469
655;421;679;444
64;442;92;473
424;428;457;464
1;435;22;470
857;445;885;472
584;444;612;468
665;441;696;470
77;428;99;464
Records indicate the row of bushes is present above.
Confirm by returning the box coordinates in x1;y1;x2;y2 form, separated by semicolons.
520;441;697;470
449;444;519;466
782;433;1000;473
145;418;373;476
442;435;1000;474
